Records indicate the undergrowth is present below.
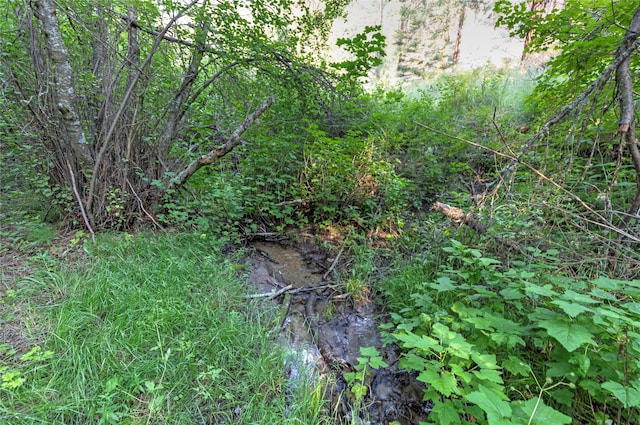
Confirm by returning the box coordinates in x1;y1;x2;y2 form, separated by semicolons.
380;239;640;425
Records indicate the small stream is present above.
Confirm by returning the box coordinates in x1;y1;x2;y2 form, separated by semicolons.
245;239;432;424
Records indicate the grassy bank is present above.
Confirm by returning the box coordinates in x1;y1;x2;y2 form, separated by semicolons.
0;232;326;424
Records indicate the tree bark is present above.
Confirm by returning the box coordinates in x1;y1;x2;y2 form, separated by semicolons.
157;24;210;170
34;0;92;167
615;6;640;224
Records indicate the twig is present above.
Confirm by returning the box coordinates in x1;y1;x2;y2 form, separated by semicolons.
414;122;640;243
323;246;344;280
125;179;165;231
87;1;199;214
66;160;95;243
245;284;294;299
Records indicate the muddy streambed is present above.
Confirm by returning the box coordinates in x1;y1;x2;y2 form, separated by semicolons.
245;240;431;424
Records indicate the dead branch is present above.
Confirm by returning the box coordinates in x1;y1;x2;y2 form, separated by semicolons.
432;201;487;233
245;284;294;300
322;246;345;280
125;179;164;231
274;199;308;207
167;96;275;190
67;160;95;243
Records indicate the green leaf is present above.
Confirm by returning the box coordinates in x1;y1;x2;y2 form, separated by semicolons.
450;363;473;383
359;346;388;368
560;289;599;304
472;353;500;370
524;283;558;297
398;352;427;372
514;397;572;424
429;276;458;291
395;332;443;352
537;319;597;352
430;400;462;425
368;356;388;369
432;323;474;359
579;379;602;396
359;346;380;357
465;385;512;425
601;381;640;408
622;302;640;317
589;287;618;301
570;353;591;377
502;356;530;377
549;388;574;407
472;368;504;384
417;369;460;396
589;277;624;291
546;361;572;378
500;287;525;300
551;300;591;318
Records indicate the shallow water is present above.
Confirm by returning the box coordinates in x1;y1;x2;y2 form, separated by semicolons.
246;240;431;424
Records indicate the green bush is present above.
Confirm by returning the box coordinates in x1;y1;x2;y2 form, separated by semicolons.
381;239;640;425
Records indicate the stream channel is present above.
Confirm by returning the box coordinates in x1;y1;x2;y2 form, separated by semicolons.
245;238;432;424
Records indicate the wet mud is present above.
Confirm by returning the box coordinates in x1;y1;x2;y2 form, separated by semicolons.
245;239;432;424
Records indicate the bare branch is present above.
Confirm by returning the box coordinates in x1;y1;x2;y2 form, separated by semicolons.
414;121;640;243
67;160;95;242
167;96;275;190
487;35;640;190
87;0;198;216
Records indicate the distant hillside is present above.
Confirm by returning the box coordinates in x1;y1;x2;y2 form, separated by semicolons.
325;0;534;84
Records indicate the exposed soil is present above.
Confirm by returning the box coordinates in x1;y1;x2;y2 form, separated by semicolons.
0;242;36;354
244;236;432;424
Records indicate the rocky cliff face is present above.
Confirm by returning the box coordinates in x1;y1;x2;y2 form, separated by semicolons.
325;0;528;83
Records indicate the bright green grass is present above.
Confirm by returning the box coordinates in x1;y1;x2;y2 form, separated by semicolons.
0;232;328;424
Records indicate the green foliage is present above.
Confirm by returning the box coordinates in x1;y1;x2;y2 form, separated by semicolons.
332;25;386;80
495;0;638;102
343;346;388;424
300;124;409;228
382;239;640;424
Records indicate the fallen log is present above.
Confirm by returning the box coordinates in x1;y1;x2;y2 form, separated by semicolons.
432;201;487;233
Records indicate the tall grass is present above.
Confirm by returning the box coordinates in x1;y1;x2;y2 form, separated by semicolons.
0;232;328;424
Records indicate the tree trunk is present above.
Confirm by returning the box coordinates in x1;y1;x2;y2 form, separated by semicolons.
452;5;466;66
157;24;210;173
34;0;92;167
615;6;640;225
